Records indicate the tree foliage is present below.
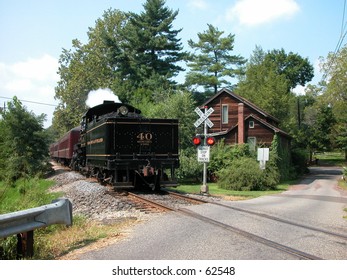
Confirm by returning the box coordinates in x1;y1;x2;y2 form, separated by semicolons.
265;48;314;90
236;46;314;129
53;9;128;135
236;47;293;125
125;0;186;87
320;45;347;159
185;24;246;94
141;90;196;150
53;1;186;135
0;98;49;183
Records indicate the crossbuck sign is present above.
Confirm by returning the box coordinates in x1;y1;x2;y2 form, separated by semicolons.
194;107;214;128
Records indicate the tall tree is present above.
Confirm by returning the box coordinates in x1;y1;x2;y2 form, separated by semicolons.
236;47;292;126
265;48;314;91
236;46;314;129
54;9;127;135
320;44;347;159
125;0;185;89
185;24;246;94
300;105;336;161
0;97;48;183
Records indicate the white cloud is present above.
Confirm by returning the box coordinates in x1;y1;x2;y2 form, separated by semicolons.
187;0;208;10
226;0;300;27
0;54;59;128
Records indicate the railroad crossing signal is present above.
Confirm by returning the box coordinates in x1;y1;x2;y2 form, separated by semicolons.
193;106;215;195
192;135;215;147
194;107;214;128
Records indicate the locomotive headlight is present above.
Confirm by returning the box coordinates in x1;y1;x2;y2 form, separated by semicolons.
119;106;129;116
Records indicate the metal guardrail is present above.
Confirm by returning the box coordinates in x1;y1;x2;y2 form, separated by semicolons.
0;198;72;258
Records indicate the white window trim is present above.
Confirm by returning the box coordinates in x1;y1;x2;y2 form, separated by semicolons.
222;104;228;124
249;120;254;128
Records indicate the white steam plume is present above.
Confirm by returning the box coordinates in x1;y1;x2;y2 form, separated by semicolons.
86;88;121;108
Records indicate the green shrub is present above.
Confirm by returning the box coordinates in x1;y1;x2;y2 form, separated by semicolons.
260;155;280;190
217;157;263;191
208;142;252;176
217;156;280;191
176;149;202;182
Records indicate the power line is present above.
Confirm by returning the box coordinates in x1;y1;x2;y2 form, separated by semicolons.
322;0;347;81
0;96;57;107
334;0;347;53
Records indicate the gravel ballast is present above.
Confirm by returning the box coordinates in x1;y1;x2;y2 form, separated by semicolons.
49;170;148;223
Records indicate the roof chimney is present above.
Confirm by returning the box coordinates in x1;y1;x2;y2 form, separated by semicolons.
238;103;244;144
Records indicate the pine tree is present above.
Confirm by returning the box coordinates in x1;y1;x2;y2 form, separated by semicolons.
185;24;246;94
126;0;185;88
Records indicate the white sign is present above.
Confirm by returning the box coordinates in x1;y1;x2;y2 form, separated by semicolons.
194;107;214;128
197;146;210;162
257;148;270;170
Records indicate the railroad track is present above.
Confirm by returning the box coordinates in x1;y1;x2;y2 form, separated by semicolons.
105;188;347;259
105;189;207;213
127;192;177;212
207;200;347;241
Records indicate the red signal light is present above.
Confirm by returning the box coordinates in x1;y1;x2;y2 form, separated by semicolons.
193;136;202;146
206;137;215;146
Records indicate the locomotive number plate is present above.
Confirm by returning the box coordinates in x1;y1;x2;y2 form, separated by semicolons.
137;132;153;145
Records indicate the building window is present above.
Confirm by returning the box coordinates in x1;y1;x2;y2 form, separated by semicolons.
249;120;254;128
247;137;256;151
222;104;228;124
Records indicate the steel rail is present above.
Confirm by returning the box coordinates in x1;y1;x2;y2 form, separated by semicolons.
127;192;175;212
127;191;322;259
208;201;347;241
167;191;347;241
177;208;322;260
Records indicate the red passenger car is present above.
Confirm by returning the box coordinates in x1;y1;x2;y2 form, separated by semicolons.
50;127;80;165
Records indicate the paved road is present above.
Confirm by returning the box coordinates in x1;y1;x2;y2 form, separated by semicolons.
77;166;347;260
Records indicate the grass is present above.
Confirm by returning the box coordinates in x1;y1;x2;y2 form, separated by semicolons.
33;216;135;259
0;177;137;259
168;181;294;200
0;178;59;214
338;179;347;219
315;151;347;166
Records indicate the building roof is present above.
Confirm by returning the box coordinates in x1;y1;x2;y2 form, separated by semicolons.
201;88;280;124
245;114;292;138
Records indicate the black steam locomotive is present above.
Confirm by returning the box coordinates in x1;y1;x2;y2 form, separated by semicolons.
50;101;179;190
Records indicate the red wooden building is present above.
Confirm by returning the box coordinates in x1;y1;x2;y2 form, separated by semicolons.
200;88;291;149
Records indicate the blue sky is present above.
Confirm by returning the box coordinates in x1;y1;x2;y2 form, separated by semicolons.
0;0;344;127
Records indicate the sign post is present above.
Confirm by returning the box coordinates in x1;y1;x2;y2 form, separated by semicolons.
194;106;214;194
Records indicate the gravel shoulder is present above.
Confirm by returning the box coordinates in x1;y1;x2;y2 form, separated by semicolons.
48;168;150;223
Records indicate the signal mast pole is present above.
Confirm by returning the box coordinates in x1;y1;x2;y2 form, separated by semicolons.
193;105;214;195
201;106;209;194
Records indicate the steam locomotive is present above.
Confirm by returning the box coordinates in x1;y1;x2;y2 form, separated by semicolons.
50;101;179;190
